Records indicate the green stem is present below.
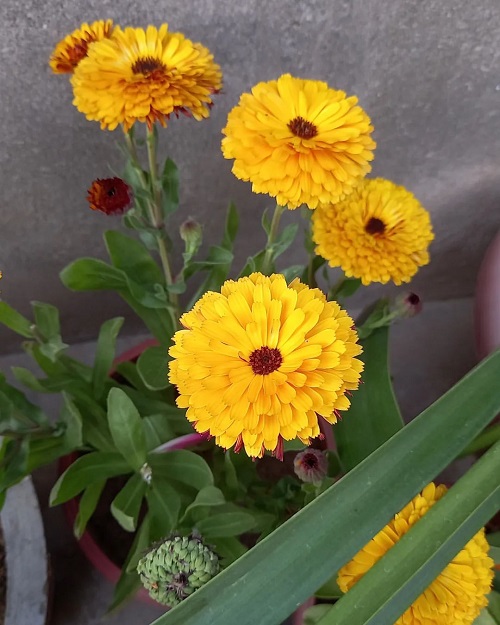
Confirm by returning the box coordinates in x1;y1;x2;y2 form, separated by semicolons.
123;126;180;327
460;422;500;457
262;204;286;275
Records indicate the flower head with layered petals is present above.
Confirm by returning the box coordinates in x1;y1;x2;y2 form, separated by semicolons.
86;177;132;215
221;74;376;209
312;178;434;285
72;24;222;130
168;273;363;458
337;483;494;625
49;20;114;74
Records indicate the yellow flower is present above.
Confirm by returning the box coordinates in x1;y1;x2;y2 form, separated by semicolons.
221;74;375;210
312;178;434;285
168;273;363;459
49;20;114;74
71;25;222;131
337;483;494;625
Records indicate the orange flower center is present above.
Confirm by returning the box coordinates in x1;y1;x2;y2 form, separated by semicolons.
249;347;283;375
131;56;166;77
288;116;318;139
67;40;89;68
365;217;386;236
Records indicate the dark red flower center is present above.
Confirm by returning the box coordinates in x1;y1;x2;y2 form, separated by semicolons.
87;177;132;215
131;56;166;76
288;116;318;139
365;217;386;236
407;293;420;306
302;452;319;469
249;346;283;375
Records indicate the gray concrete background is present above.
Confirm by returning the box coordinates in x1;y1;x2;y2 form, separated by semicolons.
1;0;500;353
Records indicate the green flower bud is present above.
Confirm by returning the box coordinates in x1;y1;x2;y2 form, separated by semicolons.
294;449;328;484
137;533;220;606
180;218;203;257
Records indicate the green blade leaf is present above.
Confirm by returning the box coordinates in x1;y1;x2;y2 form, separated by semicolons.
32;301;68;361
149;350;500;625
222;202;239;250
317;442;500;625
0;302;33;337
92;317;124;399
335;325;404;471
111;473;147;532
107;388;147;471
50;451;130;505
147;476;181;536
74;480;106;539
60;258;127;291
136;345;170;391
148;449;214;491
161;157;179;216
61;393;83;449
195;511;256;539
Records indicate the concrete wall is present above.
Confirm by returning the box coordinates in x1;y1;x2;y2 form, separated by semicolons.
1;0;499;352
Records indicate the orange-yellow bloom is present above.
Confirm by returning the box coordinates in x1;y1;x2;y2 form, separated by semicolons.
71;24;222;131
222;74;375;209
168;273;363;458
49;20;114;74
313;178;434;285
337;483;494;625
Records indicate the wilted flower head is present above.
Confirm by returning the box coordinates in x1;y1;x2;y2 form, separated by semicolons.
294;449;328;483
137;533;220;606
337;483;494;625
49;20;114;74
86;177;132;215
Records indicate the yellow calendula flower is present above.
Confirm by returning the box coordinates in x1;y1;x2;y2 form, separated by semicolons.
168;273;363;459
312;178;434;285
337;483;494;625
71;24;222;131
49;20;114;74
221;74;375;210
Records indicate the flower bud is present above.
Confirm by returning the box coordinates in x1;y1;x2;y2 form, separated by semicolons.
180;218;202;256
396;292;422;318
293;449;328;484
137;533;220;606
86;177;132;215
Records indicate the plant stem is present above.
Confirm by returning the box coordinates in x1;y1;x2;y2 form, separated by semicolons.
123;126;180;327
262;204;286;275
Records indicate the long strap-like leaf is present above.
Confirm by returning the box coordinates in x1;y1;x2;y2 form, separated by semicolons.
151;350;500;625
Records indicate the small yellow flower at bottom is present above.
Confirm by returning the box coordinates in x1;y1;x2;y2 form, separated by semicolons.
312;178;434;285
168;273;363;459
337;483;494;625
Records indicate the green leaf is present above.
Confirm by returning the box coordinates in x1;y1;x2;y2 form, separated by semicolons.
148;449;214;491
329;277;362;301
92;317;124;399
147;476;181;535
315;577;343;600
475;609;497;625
282;264;305;282
111;473;147;532
61;393;83;449
222;202;239;250
0;439;29;491
107;570;142;613
195;511;256;539
317;442;500;625
489;546;500;565
487;591;500;623
0;374;49;428
489;533;500;548
0;302;33;337
50;452;130;505
161;157;179;216
74;480;105;539
270;223;299;260
143;414;177;451
136;345;170;391
60;258;127;291
212;537;248;566
223;452;240;499
107;388;147;471
335;325;404;471
304;605;332;625
125;514;152;573
181;486;226;521
32;301;68;361
148;350;500;625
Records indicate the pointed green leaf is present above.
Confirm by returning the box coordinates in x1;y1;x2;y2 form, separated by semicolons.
92;317;124;399
60;258;127;291
147;476;181;536
0;302;33;337
111;473;147;532
195;511;256;539
136;345;170;391
181;486;226;521
148;449;213;491
161;157;179;216
107;388;147;471
50;452;130;505
335;325;404;471
74;480;105;539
